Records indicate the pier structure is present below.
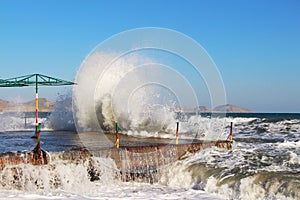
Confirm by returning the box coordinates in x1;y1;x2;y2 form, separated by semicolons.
0;73;234;179
0;73;75;162
0;139;232;172
0;121;233;175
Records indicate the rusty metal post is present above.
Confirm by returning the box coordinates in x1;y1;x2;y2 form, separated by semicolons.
115;122;119;148
176;122;179;144
229;122;233;143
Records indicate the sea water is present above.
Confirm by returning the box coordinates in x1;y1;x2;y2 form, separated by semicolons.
0;112;299;200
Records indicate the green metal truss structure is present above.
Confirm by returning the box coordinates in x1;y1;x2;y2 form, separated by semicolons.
0;73;75;158
0;73;75;87
0;79;10;85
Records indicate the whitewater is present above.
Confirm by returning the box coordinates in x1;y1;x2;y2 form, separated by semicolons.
0;63;299;200
0;62;299;200
0;28;299;200
0;110;299;199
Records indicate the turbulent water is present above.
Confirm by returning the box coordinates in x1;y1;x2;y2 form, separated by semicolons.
1;29;298;199
0;111;299;200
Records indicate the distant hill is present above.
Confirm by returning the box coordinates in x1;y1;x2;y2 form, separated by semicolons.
0;98;54;112
0;99;11;111
0;98;252;113
194;104;252;113
213;104;252;113
196;106;212;112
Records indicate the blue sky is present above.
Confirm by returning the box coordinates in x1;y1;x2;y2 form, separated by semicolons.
0;0;299;112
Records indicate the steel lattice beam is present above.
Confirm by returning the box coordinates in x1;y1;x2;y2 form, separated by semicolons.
0;74;75;87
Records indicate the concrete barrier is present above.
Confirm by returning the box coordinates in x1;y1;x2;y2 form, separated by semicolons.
0;140;232;172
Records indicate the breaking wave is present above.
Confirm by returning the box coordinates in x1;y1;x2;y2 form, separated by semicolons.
0;142;299;200
72;51;220;139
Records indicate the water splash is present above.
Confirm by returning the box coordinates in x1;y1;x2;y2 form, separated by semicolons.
73;52;184;134
46;94;75;131
0;156;118;192
72;51;231;144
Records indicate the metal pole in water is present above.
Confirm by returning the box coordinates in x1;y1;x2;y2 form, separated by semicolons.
176;122;179;145
229;122;233;143
35;74;39;137
0;73;75;161
35;74;41;156
115;122;119;148
37;123;41;157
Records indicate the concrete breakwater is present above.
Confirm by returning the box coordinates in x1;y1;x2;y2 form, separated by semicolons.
0;140;231;173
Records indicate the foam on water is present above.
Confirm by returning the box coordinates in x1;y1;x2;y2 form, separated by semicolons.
0;184;222;200
0;156;117;191
0;112;47;132
158;144;300;199
1;83;300;199
0;155;223;200
278;140;300;149
0;114;299;199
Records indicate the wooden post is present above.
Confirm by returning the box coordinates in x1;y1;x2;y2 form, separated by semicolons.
229;122;233;143
34;74;41;160
176;122;179;145
115;122;119;148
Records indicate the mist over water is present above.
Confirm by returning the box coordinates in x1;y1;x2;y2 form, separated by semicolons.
72;51;213;139
46;94;75;131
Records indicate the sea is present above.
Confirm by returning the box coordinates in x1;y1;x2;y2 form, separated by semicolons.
0;111;299;200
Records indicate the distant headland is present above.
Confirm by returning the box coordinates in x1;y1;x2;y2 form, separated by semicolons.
0;98;252;113
199;104;252;113
0;98;54;112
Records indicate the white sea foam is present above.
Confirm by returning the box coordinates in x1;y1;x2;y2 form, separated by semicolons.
0;155;223;200
159;160;194;188
0;183;222;200
278;140;300;149
0;129;299;199
0;113;48;132
288;151;300;164
72;51;231;144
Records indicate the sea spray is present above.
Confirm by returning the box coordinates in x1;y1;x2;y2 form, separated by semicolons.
73;52;139;132
0;156;119;192
0;112;46;132
72;51;231;144
0;94;75;132
158;144;300;199
73;52;182;135
46;94;75;131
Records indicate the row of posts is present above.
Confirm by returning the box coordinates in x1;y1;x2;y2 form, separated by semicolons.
114;121;233;148
33;120;233;150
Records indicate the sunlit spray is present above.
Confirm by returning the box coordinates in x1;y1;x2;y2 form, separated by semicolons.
73;28;227;151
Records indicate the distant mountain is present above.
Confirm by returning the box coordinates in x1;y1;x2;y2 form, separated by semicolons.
0;98;252;113
213;104;252;113
193;104;252;113
0;99;11;111
196;106;212;112
0;98;54;112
